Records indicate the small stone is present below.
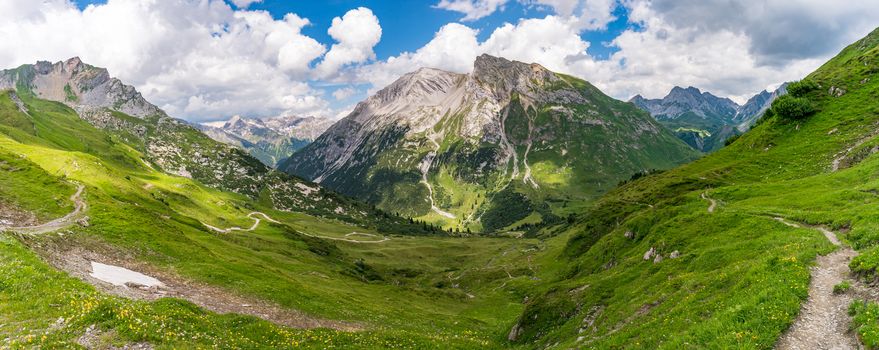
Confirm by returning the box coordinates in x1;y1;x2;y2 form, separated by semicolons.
76;216;90;227
670;250;681;259
643;247;656;260
653;254;663;263
624;231;634;239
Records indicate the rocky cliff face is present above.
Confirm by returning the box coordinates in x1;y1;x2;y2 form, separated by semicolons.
733;84;788;131
197;115;333;167
0;57;161;118
631;86;738;121
631;85;786;152
284;54;699;232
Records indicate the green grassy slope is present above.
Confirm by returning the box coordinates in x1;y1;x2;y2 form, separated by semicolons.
507;27;879;348
0;91;568;348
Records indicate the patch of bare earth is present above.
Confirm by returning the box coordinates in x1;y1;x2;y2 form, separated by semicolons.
23;236;362;332
0;200;38;228
775;219;867;350
776;248;861;350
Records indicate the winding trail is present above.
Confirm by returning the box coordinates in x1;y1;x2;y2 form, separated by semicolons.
774;217;860;350
2;184;87;235
201;212;278;234
201;212;389;244
701;192;717;213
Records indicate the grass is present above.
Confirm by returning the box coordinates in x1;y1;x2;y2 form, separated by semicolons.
834;281;852;294
0;89;569;348
507;27;879;348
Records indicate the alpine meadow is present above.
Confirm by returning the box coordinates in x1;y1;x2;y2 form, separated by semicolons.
2;1;879;349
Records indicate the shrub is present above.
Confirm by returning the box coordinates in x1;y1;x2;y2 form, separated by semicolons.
771;95;815;120
833;281;851;294
787;79;819;98
724;134;741;146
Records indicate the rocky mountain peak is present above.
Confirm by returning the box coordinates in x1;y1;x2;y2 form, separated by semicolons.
472;54;556;96
0;57;161;119
369;67;462;109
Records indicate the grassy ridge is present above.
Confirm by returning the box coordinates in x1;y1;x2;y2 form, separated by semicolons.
509;27;879;348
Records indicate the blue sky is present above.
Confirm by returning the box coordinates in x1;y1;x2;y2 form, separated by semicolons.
76;0;630;60
34;0;878;121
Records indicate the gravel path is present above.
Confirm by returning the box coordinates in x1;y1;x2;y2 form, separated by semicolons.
202;212;390;243
775;218;861;350
3;184;86;235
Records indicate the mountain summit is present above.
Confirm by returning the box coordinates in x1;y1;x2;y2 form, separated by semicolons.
283;54;698;232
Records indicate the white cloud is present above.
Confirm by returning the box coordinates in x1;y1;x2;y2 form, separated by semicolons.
0;0;338;121
332;87;357;100
358;23;481;90
434;0;510;21
315;7;382;78
645;0;879;65
360;0;879;106
528;0;617;30
231;0;262;9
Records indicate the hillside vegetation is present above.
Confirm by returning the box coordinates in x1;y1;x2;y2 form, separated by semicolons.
0;90;566;348
506;27;879;348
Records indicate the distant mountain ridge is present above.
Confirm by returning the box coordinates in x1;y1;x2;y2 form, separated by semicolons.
283;54;699;232
196;114;333;167
630;85;786;151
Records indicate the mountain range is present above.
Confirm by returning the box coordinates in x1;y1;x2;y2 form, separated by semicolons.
631;85;786;152
0;57;414;228
283;54;699;232
196;115;333;167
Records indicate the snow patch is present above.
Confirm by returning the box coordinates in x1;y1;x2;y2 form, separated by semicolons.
90;261;163;287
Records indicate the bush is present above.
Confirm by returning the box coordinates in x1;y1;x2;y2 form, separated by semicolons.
771;95;815;120
786;79;819;98
724;134;741;146
833;281;851;294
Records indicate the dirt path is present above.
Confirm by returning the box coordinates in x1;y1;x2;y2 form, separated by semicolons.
201;212;278;234
774;217;861;350
4;184;87;235
30;241;361;332
701;192;717;213
202;212;390;243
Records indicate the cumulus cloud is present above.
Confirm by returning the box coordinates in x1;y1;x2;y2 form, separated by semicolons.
361;0;879;104
0;0;338;121
332;87;357;100
230;0;262;9
315;7;382;78
646;0;879;66
357;23;481;90
527;0;617;30
434;0;510;21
